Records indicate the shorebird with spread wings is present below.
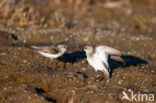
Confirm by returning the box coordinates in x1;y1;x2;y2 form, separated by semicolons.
84;45;124;79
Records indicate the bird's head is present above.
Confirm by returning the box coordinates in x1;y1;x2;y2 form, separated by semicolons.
84;45;93;53
57;44;67;52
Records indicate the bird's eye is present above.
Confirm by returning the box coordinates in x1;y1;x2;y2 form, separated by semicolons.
84;46;88;49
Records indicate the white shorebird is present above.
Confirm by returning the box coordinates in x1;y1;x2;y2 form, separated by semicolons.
84;45;124;79
31;42;68;60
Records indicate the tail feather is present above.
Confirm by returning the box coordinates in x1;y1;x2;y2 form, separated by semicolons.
110;55;124;63
31;45;45;50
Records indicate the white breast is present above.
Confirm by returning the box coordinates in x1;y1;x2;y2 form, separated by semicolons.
87;53;105;71
86;47;111;78
96;47;109;66
38;51;61;59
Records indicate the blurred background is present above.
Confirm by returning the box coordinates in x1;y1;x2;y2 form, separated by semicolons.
0;0;155;103
0;0;155;44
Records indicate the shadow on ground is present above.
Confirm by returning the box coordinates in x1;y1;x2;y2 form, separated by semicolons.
58;51;147;69
58;51;86;64
58;52;148;78
35;88;56;103
109;55;148;76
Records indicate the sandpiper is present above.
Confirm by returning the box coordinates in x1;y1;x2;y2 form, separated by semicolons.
84;45;124;79
31;42;68;60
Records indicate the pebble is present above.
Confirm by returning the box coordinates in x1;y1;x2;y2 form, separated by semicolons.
90;91;94;94
3;87;7;90
100;93;104;96
86;91;94;94
118;80;123;85
81;68;86;72
106;80;110;83
23;60;27;63
52;74;58;78
28;96;31;99
75;79;79;83
2;98;5;101
128;89;132;92
151;70;154;73
23;40;27;43
1;53;6;56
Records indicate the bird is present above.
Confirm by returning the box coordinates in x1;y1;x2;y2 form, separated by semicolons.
31;42;68;60
84;45;124;79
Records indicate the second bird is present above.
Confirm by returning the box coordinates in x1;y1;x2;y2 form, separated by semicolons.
84;45;124;79
31;42;68;60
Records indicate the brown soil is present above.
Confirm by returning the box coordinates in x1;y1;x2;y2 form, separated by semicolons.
0;0;155;103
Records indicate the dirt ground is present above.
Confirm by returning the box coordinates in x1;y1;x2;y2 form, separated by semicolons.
0;0;155;103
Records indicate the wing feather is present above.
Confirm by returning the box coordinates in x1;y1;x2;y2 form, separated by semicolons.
31;45;59;54
110;55;124;63
96;45;121;56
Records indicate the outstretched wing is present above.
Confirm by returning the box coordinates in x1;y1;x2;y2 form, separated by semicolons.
96;45;121;56
31;45;59;54
96;45;124;63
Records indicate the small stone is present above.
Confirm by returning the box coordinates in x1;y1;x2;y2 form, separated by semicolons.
81;68;86;72
1;53;6;56
23;60;27;63
28;96;31;99
90;91;94;94
151;70;154;73
106;80;110;83
118;80;123;85
5;75;8;78
23;40;27;43
128;89;132;92
100;93;104;95
3;87;7;90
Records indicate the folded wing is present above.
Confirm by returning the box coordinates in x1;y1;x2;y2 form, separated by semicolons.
31;45;59;54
